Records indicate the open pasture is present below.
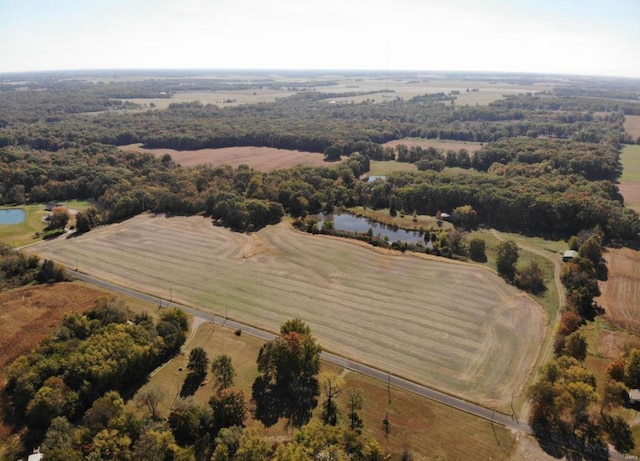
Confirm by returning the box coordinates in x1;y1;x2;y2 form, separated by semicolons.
118;144;331;170
624;115;640;139
32;214;545;408
598;247;640;333
121;88;298;109
619;144;640;212
314;76;551;106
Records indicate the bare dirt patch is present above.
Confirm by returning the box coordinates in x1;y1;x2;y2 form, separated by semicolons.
118;144;332;170
32;214;545;409
598;247;640;332
624;115;640;139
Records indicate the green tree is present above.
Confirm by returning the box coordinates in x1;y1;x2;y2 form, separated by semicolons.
211;354;236;390
578;235;607;280
234;428;272;461
496;240;519;280
252;319;321;429
132;429;195;461
452;205;476;229
168;400;213;447
35;259;68;283
468;238;487;262
563;331;587;361
209;387;248;433
323;145;342;162
41;416;82;461
181;347;209;397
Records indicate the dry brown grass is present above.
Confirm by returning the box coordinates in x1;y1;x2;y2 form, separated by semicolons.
32;214;545;409
624;115;640;139
0;282;116;439
118;144;333;170
598;247;640;333
130;322;518;461
0;282;104;382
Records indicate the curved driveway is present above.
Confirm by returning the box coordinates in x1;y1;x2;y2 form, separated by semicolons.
68;268;531;434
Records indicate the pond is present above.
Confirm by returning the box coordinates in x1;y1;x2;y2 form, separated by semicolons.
321;212;428;245
0;208;26;225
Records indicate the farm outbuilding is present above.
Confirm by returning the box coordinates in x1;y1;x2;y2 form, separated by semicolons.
562;250;579;262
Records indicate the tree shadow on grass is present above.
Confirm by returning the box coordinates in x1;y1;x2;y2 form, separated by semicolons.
180;372;204;398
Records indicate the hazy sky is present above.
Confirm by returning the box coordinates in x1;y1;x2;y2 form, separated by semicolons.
1;0;639;77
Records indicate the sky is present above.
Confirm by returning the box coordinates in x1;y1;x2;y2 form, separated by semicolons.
1;0;639;77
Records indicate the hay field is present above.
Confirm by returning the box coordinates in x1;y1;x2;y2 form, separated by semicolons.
122;88;298;109
598;247;640;333
624;115;640;139
315;77;550;106
32;214;545;408
619;144;640;212
118;144;331;170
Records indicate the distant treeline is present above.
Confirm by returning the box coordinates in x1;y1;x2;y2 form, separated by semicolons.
0;79;636;151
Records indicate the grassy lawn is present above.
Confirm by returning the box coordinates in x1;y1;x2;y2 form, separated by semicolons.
129;322;518;460
620;144;640;182
348;206;453;232
0;205;48;247
368;160;416;176
0;201;92;248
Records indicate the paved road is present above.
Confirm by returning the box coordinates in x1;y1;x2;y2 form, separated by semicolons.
68;268;531;434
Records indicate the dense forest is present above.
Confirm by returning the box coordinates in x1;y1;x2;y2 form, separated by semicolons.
0;71;639;243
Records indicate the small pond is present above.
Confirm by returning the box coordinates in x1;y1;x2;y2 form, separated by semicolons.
0;208;26;225
320;212;428;245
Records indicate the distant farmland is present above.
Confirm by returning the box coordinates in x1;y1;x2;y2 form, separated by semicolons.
32;214;545;408
118;144;332;170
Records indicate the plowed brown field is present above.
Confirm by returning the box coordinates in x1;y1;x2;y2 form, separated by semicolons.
598;247;640;333
118;144;332;170
32;214;545;408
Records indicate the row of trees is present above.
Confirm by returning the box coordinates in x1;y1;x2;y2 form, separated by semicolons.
0;244;68;290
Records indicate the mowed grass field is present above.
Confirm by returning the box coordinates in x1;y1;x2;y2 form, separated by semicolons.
118;144;332;170
619;144;640;212
32;214;545;409
0;205;47;247
597;247;640;333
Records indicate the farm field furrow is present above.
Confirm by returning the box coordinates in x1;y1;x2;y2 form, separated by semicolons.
598;247;640;333
32;214;545;408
